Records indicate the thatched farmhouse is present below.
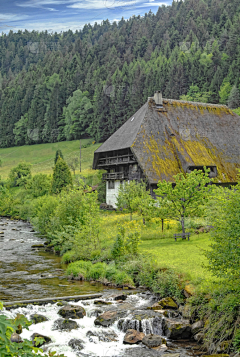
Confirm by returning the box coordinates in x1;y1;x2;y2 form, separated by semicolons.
93;92;240;207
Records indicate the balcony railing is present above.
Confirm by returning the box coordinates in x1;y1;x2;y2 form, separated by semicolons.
98;155;137;167
102;172;129;180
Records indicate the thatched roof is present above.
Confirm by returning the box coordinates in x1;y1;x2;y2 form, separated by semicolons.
93;97;240;184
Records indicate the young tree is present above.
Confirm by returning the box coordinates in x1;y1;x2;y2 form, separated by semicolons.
228;85;240;109
205;183;240;280
54;149;64;164
117;180;149;220
68;157;79;176
51;157;72;194
8;162;32;187
154;169;212;235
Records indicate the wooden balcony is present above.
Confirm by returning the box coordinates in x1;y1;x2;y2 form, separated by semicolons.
102;172;129;180
97;154;137;167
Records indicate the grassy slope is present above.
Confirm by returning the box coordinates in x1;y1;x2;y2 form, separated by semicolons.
99;212;213;287
0;139;101;179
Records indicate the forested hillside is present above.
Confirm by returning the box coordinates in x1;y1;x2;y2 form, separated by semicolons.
0;0;240;148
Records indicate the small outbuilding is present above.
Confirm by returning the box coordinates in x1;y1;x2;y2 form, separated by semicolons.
93;92;240;207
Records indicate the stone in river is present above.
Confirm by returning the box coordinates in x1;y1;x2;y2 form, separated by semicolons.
142;334;163;348
31;333;52;347
10;333;22;343
30;313;49;324
52;318;79;331
94;311;118;327
68;338;84;351
58;305;86;319
162;318;192;340
157;297;178;310
94;299;112;305
123;329;145;344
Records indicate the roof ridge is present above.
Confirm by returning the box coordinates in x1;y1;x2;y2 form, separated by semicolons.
162;98;228;109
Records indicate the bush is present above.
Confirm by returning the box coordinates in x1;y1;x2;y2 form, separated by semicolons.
8;162;32;187
51;157;72;194
86;262;107;280
152;269;183;299
66;260;92;277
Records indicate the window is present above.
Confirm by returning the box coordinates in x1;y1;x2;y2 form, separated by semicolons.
108;181;115;189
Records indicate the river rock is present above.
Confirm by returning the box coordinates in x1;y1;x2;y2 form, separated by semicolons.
162;318;192;339
89;308;103;317
158;297;178;310
194;332;204;343
11;333;22;343
94;311;118;327
87;329;118;342
94;300;112;305
52;318;79;331
58;305;86;319
31;333;52;347
30;313;49;324
123;329;145;344
142;334;163;348
111;293;127;301
179;303;192;319
191;320;204;335
68;338;84;351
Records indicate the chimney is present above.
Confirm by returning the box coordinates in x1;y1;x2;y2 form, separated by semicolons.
154;91;163;106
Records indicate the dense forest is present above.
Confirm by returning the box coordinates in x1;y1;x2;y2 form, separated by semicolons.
0;0;240;148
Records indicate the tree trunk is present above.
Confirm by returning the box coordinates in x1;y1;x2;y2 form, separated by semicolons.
180;217;186;238
161;218;164;232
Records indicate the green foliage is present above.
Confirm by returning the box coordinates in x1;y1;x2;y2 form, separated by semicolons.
205;183;240;279
67;157;79;176
54;150;64;165
228;85;240;109
27;174;51;198
155;169;212;234
65;260;134;285
30;195;59;234
152;268;183;298
233;107;240;116
8;162;32;187
180;85;212;103
111;222;141;259
219;81;232;104
117;181;149;220
190;286;240;354
51;157;72;194
63;90;93;140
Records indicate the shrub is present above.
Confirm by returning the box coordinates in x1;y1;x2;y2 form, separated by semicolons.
51;157;72;194
86;262;107;280
66;260;92;277
152;269;183;299
8;162;32;187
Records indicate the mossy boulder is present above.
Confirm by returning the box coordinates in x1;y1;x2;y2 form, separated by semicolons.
94;300;112;305
163;318;192;340
158;297;178;310
191;320;204;335
68;338;84;351
179;303;192;319
58;305;86;319
52;318;79;331
184;284;195;298
94;311;118;327
142;334;163;348
132;310;158;321
123;329;145;345
30;314;49;324
31;333;52;347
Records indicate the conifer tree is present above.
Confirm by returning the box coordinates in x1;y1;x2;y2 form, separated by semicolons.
228;85;240;109
51;157;72;194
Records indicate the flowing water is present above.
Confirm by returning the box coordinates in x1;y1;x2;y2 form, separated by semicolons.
0;218;205;357
0;217;108;301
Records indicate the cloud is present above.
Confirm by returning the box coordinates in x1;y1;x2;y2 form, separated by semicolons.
68;0;140;10
137;1;169;6
0;13;29;22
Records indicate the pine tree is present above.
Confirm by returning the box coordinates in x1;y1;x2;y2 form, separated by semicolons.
51;157;72;194
54;149;64;164
228;85;240;109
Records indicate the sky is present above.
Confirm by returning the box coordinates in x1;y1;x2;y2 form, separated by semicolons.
0;0;173;34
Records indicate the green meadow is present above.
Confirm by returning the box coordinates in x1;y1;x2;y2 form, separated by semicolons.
0;139;101;179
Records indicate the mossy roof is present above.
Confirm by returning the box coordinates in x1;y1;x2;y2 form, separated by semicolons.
94;98;240;183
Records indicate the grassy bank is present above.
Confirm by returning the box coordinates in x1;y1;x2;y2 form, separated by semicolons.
0;139;101;179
